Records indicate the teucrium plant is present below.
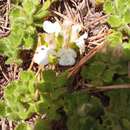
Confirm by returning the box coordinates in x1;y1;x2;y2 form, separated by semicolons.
0;0;55;64
3;71;38;120
104;0;130;32
103;0;130;57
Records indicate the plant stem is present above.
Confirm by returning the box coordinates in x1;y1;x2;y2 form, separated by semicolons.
82;84;130;93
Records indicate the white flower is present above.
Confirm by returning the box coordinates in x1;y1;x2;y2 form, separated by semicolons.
43;20;61;34
75;32;88;54
33;45;56;65
58;48;77;66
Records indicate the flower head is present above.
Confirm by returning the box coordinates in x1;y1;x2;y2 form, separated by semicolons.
58;48;77;66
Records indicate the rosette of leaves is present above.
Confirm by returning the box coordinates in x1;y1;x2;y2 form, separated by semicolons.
0;69;69;129
0;0;55;64
104;0;130;34
0;71;39;121
81;51;130;86
103;0;130;54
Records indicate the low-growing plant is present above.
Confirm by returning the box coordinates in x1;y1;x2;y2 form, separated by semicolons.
104;0;130;29
1;0;130;130
81;50;130;86
0;0;55;64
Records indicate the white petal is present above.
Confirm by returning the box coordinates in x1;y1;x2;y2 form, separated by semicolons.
75;32;88;54
57;48;77;58
75;38;85;47
43;20;61;34
67;48;77;58
75;39;85;54
80;32;88;39
53;22;61;33
43;21;55;33
33;51;49;65
59;55;76;66
33;45;50;65
35;45;48;53
58;48;77;66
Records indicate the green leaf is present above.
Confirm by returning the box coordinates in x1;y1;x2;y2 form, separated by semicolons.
9;7;22;22
108;15;122;27
22;0;37;15
0;101;6;117
34;119;50;130
122;119;130;130
43;70;56;83
103;69;115;83
36;102;45;114
122;42;130;60
123;10;130;24
39;82;54;93
34;0;53;19
56;71;68;87
81;62;106;80
20;71;35;81
115;0;128;14
107;31;122;47
55;35;64;51
23;35;34;48
51;87;66;100
15;123;32;130
34;10;49;19
103;1;115;14
0;39;8;53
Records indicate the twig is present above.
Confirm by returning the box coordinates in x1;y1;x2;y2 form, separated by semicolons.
52;10;68;19
35;65;44;78
13;64;17;80
86;15;108;28
83;84;130;93
0;0;10;38
1;118;6;130
71;0;84;24
9;120;13;130
88;30;112;42
85;0;92;15
64;0;74;20
87;37;105;48
0;66;9;82
28;59;34;71
4;0;10;27
98;25;108;35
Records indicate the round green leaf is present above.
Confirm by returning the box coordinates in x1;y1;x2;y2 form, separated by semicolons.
108;15;122;27
15;123;32;130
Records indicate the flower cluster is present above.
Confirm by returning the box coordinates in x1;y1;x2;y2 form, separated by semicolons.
33;20;88;66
